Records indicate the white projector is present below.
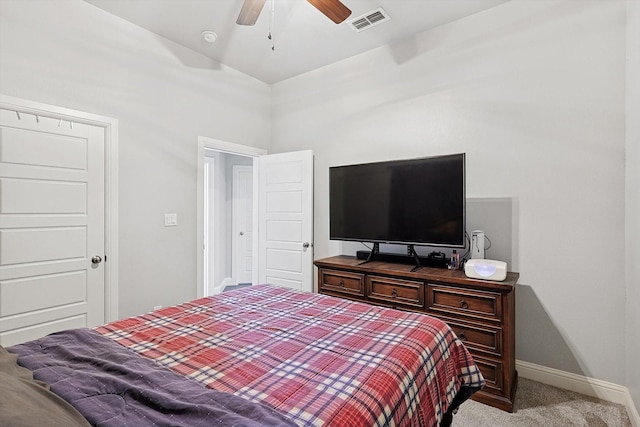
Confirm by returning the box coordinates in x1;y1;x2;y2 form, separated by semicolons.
464;259;507;282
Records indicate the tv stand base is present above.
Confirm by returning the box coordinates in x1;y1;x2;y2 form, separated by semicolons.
356;249;449;269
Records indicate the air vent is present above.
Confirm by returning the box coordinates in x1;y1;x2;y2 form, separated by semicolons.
347;8;390;33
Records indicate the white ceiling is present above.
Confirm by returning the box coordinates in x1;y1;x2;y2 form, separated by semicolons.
84;0;510;84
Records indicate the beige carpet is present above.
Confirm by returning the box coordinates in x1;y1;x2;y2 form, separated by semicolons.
453;378;632;426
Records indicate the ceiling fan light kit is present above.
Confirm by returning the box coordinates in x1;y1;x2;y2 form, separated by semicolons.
236;0;352;26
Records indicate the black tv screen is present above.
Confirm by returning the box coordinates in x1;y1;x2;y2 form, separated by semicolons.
329;153;466;247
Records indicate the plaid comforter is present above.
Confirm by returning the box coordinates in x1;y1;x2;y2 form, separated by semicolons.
96;285;484;426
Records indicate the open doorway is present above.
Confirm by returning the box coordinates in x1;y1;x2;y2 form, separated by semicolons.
197;138;315;299
203;149;260;296
197;137;266;298
204;151;255;295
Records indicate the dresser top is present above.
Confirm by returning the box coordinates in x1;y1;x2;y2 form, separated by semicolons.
314;255;519;291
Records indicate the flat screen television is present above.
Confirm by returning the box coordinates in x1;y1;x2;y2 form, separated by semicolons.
329;153;466;248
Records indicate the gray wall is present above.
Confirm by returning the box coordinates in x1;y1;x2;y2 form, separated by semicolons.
626;0;640;414
0;0;271;318
272;0;627;385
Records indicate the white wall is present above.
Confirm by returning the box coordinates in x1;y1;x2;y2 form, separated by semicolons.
626;0;640;413
0;0;271;318
272;0;627;385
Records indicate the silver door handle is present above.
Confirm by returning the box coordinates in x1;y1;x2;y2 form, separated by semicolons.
91;255;103;265
302;242;310;249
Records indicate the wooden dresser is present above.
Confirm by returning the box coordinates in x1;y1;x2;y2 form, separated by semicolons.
314;255;518;412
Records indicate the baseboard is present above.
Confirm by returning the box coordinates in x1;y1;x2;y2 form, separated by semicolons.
516;360;640;426
626;391;640;427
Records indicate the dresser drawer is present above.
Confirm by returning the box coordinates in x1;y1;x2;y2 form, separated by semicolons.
446;319;502;357
366;275;425;310
319;269;365;298
427;284;501;322
473;355;505;395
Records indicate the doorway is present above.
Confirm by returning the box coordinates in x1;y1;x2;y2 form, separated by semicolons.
196;138;314;299
196;137;265;298
203;150;255;295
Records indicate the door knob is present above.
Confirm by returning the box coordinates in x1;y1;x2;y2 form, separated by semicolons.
239;231;244;236
302;242;310;249
91;255;103;265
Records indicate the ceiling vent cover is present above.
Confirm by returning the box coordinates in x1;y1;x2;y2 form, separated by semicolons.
347;8;390;32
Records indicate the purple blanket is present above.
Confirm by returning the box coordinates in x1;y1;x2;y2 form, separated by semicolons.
9;328;297;427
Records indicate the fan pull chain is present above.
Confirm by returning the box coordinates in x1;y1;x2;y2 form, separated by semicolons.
268;0;275;51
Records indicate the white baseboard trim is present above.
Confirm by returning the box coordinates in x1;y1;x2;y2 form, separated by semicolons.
516;360;640;426
626;391;640;427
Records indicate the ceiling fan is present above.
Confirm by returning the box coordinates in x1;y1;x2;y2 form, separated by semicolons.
236;0;352;26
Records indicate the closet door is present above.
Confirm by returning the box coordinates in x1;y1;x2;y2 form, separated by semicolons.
232;165;253;285
258;150;313;292
0;110;105;346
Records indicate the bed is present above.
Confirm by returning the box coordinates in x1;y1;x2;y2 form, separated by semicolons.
3;284;484;426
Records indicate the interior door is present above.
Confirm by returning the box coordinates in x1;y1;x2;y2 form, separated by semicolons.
232;165;253;285
0;109;105;346
258;150;313;292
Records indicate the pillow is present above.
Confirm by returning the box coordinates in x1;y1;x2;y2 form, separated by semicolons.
0;346;91;427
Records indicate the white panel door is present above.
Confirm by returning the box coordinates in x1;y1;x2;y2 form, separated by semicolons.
258;150;313;292
0;110;105;346
232;165;253;285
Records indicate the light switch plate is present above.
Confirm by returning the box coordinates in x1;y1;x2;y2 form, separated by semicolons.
164;213;177;227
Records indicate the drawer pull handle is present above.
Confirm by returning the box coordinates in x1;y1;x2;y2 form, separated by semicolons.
338;280;344;287
460;300;469;309
391;288;398;298
458;332;468;341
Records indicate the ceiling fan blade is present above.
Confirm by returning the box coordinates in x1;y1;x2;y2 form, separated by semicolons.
236;0;267;26
307;0;352;24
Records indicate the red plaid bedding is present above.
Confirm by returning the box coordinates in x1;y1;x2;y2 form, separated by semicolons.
96;285;484;426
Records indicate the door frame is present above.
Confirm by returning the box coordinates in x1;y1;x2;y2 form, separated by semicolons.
196;136;266;298
0;94;119;322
